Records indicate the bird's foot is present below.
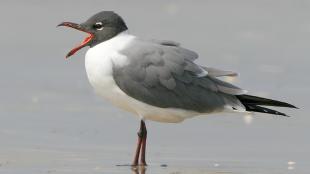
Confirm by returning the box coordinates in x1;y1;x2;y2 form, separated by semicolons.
116;163;147;167
131;163;147;167
139;162;147;167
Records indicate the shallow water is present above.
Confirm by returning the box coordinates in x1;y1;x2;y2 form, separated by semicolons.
0;0;309;173
0;146;306;174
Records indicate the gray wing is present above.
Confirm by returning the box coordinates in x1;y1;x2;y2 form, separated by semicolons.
113;39;246;113
202;67;239;77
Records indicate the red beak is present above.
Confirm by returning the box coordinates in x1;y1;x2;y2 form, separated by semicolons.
58;22;94;58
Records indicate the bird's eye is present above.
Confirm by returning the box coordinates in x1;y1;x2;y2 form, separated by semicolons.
93;22;103;30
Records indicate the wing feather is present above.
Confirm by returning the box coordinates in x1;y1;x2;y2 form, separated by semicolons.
202;67;238;77
113;38;246;112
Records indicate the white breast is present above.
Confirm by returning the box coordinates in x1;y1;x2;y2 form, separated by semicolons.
85;32;199;123
85;32;135;112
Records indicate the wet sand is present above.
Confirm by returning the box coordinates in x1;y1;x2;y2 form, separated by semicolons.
0;144;307;173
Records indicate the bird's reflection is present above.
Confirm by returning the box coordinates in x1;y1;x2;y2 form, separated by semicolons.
131;166;146;174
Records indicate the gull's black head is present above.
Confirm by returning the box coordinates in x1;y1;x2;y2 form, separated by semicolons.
58;11;128;58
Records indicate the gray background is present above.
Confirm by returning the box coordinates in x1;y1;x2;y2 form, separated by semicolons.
0;0;309;173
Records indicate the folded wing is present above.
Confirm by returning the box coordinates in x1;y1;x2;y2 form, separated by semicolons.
113;38;246;113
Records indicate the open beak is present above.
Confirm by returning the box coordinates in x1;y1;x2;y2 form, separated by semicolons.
57;22;94;58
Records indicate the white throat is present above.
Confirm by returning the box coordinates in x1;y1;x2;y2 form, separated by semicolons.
85;31;135;77
84;31;136;103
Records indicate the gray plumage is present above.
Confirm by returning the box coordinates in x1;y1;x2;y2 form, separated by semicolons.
113;38;246;113
203;67;238;77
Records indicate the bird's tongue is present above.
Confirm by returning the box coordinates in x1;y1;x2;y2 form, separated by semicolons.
66;33;93;58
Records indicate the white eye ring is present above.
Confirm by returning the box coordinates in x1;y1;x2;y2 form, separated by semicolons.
94;22;104;30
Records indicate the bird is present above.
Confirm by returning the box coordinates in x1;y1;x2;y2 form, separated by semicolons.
58;11;297;166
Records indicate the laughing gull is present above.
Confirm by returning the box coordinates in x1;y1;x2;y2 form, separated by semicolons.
58;11;297;166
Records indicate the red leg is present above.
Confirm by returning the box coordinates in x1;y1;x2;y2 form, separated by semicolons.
132;136;142;166
140;121;147;166
132;120;144;166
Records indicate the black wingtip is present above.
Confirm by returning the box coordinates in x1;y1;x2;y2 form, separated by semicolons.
244;104;292;117
284;103;299;109
280;113;290;117
292;105;299;109
237;94;298;109
274;110;290;117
